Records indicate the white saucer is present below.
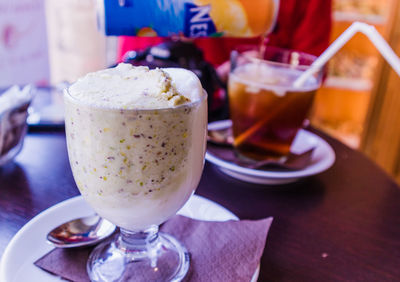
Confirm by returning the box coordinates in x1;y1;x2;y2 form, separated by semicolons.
0;195;259;282
206;120;335;185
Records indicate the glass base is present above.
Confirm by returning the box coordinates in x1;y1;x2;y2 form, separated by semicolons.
87;228;190;282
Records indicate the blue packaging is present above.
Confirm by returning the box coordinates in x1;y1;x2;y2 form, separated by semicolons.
97;0;219;37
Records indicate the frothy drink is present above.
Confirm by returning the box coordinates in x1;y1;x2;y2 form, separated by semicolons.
228;63;319;161
65;63;207;231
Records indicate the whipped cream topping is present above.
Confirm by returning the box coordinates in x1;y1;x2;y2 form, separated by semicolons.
68;63;204;109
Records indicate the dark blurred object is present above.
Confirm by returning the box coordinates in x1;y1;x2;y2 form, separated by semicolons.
121;40;228;121
0;86;34;166
27;85;67;132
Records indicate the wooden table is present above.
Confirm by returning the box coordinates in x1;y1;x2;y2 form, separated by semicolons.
1;130;400;281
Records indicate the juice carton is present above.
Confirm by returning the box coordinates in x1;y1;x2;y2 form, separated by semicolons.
97;0;278;37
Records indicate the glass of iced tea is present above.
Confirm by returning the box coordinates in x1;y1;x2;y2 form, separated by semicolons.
228;46;322;161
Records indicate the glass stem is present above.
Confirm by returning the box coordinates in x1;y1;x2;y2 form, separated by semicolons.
116;225;161;266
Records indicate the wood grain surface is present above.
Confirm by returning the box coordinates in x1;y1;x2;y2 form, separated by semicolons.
1;130;400;281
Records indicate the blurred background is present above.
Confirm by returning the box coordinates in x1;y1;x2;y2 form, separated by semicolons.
1;0;400;182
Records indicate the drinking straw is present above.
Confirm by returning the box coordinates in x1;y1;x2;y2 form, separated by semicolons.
293;21;400;88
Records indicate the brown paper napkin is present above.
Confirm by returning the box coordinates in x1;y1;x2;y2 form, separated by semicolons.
207;141;314;171
35;215;273;282
207;125;315;171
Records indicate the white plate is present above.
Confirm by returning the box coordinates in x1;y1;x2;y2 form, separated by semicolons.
206;120;335;185
0;195;259;282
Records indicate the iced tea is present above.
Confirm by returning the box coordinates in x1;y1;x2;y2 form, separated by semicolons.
228;61;320;161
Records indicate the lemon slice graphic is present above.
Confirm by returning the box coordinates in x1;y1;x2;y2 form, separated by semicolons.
194;0;252;37
137;27;158;37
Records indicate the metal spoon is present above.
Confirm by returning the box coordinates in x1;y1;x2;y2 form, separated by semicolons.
47;215;116;248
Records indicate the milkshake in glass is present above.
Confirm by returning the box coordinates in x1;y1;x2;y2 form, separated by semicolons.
65;63;207;281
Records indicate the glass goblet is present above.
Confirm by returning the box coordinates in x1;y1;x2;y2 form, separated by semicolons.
64;89;207;281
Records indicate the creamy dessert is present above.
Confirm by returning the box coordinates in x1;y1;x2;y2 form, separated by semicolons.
65;63;207;231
